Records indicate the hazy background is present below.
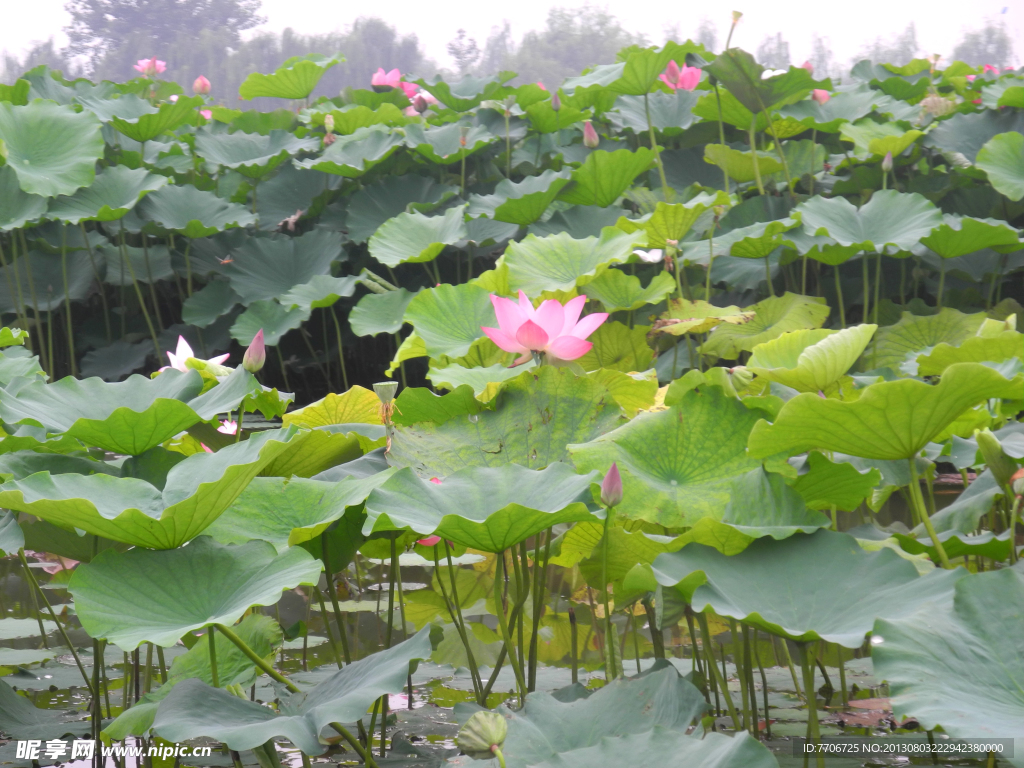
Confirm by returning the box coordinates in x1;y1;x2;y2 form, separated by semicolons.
3;0;1021;101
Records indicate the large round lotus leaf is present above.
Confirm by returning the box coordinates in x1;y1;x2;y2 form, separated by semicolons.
557;148;656;207
294;125;404;177
181;280;240;328
0;165;46;230
872;569;1024;758
705;49;815;113
915;331;1024;376
363;463;599;552
137;184;256;238
98;242;174;285
702;144;784;183
701;292;830;360
152;629;431;754
282;386;381;429
976;131;1024;202
924;110;1024;162
839;119;923;158
653;299;755;337
781;85;878;132
239;54;341;100
257;423;384;477
792;452;881;511
0;101;104;197
105;613;282;739
0;428;303;549
368;205;467;268
47;165;167;223
404;123;496;163
919;214;1020;258
705;219;799;260
404;282;496;358
205;472;392;551
582;269;675;312
467;169;573;225
747;324;877;392
306;103;408;134
611;91;698;136
389;367;622;476
349;288;417;336
652;529;966;647
230;300;310;347
796;190;943;253
525;99;587;133
69;536;320;649
281;275;359;312
0;679;74;740
428;362;528;397
0;368;253;455
415;72;513;112
344;174;458;244
110;96;203;142
0;511;24;556
194;129;319;179
868;308;986;371
254;163;325;231
569;387;762;527
749;363;1022;461
501;229;642;295
223;229;343;304
575;321;654;373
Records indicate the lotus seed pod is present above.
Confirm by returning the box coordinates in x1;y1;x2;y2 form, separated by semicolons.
1012;468;1024;497
458;710;507;760
974;428;1019;488
373;381;399;403
731;10;743;24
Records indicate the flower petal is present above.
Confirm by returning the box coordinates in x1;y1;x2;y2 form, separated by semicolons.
516;319;549;351
491;294;527;335
517;290;535;319
568;312;608;340
560;295;587;335
533;299;566;340
482;326;527;354
547;336;593;361
174;335;194;360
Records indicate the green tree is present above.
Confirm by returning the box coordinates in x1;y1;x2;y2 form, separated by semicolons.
952;20;1015;68
858;23;920;67
756;33;791;70
694;18;718;53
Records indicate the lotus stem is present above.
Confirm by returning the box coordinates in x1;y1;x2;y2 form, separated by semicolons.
92;639;102;745
385;536;397;649
644;93;672;200
527;528;553;692
119;224;162;358
569;606;578;684
764;256;774;298
208;626;219;687
642;597;664;660
1008;495;1021;565
122;652;130;711
433;546;484;701
329;307;350;390
313;586;344;668
713;84;730;193
321;531;352;663
748;123;765;196
706;221;717;300
798;642;825;768
515;541;529;680
18;549;94;697
907;459;952;569
79;223;112;344
601;505;617;681
838;651;848;706
730;619;750;730
833;266;846;329
60;226;77;376
936;261;946;309
275;346;291;391
20;231;48;374
754;637;771;739
0;236;29;346
696;612;740;730
742;623;759;736
144;642;154;693
141;235;163;330
494;550;528;702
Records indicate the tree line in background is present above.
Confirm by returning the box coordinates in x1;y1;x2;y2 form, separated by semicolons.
1;0;1017;99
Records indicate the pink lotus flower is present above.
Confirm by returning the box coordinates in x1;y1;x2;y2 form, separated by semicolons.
371;68;402;89
399;81;419;99
200;109;212;120
983;64;999;74
217;419;238;435
482;292;608;365
429;477;442;485
660;61;701;91
417;536;442;546
162;335;229;372
966;74;977;82
134;57;166;77
26;551;79;574
812;89;831;105
169;94;179;103
193;75;211;95
801;60;814;75
537;81;547;91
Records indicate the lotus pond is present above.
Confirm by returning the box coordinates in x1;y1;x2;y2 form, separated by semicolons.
0;25;1023;768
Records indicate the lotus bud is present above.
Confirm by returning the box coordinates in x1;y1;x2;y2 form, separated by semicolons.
975;428;1019;488
600;463;623;508
324;114;335;134
457;711;507;760
413;94;428;113
1012;468;1024;497
728;365;755;390
193;75;211;95
582;120;599;148
373;381;399;404
242;329;265;373
801;60;814;75
550;92;561;112
812;89;830;105
881;151;893;172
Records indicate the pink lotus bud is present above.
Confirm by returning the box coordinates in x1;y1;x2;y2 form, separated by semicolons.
193;75;211;95
583;120;599;149
801;60;814;75
550;92;561;112
600;463;622;508
133;57;166;77
169;94;179;103
429;477;442;484
966;74;977;82
660;62;701;91
537;81;547;91
882;151;893;172
983;64;998;74
413;94;428;113
217;419;238;435
199;109;212;120
324;114;335;133
417;536;442;546
812;89;830;105
242;329;265;373
399;81;419;99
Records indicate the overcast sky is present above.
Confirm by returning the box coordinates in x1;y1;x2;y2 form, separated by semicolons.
5;0;1022;73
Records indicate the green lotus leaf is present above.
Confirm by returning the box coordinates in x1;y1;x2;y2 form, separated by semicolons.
552;521;683;581
181;280;240;327
280;275;359;312
230;300;310;346
389;367;622;475
47;165;167;223
364;463;598;552
652;299;755;337
747;324;877;392
839;119;923;158
975;132;1024;202
427;362;527;397
569;387;763;527
110;96;203;142
792;452;882;511
872;569;1024;756
349;288;417;336
282;386;381;429
0;79;30;106
0;511;24;556
924;110;1024;163
70;536;319;649
919;213;1020;258
239;54;342;100
0;428;302;549
558;148;656;207
869;308;986;371
582;269;676;312
403;282;495;358
0;101;104;197
617;193;729;248
257;424;384;478
223;229;343;304
194;129;319;180
345;175;458;244
137;184;257;238
252;163;323;231
205;473;393;551
703;144;784;183
0;679;76;740
294;125;404;177
748;363;1022;461
415;72;513;111
797;190;943;253
76;92;155;122
612;41;710;95
0;327;27;348
704;49;816;114
0;166;46;230
703;218;800;259
501;229;642;295
404;122;497;163
525;100;586;133
891;529;1016;564
576;321;654;372
98;242;174;285
152;629;430;754
306;103;408;134
692;89;767;131
610;91;699;136
765;139;827;187
702;292;830;360
781;85;879;132
368;205;468;267
468;169;573;225
915;331;1024;375
653;530;965;647
105;613;282;739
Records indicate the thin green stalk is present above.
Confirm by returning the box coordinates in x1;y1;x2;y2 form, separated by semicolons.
275;346;291;391
936;261;946;309
873;253;883;325
118;224;162;358
568;607;578;685
19;232;48;373
861;254;870;323
209;627;219;687
748;123;765;196
494;551;528;701
92;639;102;745
907;459;952;569
801;256;808;294
330;306;350;390
60;226;77;376
838;651;848;706
504;111;511;178
0;237;28;345
706;222;717;299
713;84;731;193
644;93;671;199
697;612;740;730
778;638;802;699
386;536;397;649
182;239;194;297
642;598;664;660
313;586;345;667
144;642;153;693
601;505;617;681
122;652;130;712
513;543;528;682
141;236;163;330
321;532;352;663
833;267;846;328
79;224;112;343
799;643;825;768
743;625;759;737
443;541;483;694
764;116;793;195
754;639;771;739
433;547;483;701
1007;495;1021;565
764;256;774;297
729;619;749;730
492;747;507;768
527;528;553;692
